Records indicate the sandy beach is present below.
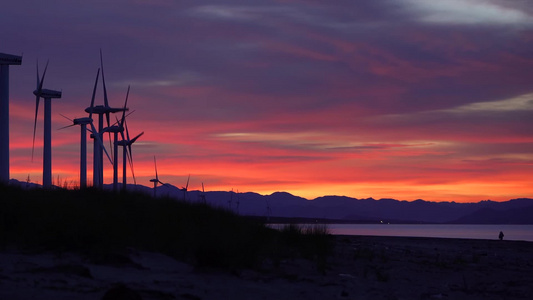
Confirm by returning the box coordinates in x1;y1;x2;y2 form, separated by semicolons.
1;235;532;300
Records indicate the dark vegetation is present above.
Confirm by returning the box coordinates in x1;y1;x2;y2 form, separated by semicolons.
0;184;331;270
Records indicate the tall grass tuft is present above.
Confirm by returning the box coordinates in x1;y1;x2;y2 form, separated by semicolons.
0;184;331;271
273;223;332;272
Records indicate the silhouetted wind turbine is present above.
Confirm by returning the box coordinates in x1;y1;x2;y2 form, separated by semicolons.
228;188;234;210
84;51;127;188
32;60;62;188
0;52;22;184
149;156;165;197
58;69;103;189
265;199;272;222
235;189;240;214
59;115;92;189
197;182;206;204
103;86;130;192
179;174;190;200
117;117;143;191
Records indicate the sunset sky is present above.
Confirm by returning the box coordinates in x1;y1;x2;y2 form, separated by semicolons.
2;0;533;202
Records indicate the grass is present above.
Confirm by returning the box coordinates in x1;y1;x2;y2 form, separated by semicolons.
277;223;331;272
0;183;332;270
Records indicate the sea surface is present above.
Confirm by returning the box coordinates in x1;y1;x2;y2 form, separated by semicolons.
295;224;533;242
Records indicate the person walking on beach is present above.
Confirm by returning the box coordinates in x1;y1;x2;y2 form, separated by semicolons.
499;231;504;241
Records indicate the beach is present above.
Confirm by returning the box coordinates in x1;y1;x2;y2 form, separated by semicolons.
1;235;532;300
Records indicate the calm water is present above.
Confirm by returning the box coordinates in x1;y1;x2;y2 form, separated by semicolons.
324;224;533;242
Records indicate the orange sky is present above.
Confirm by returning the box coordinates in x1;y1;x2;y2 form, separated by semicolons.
3;0;533;202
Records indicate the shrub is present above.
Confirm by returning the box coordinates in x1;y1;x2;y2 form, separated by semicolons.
0;184;331;271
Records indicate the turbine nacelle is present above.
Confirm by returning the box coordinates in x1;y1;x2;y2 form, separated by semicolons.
85;105;127;115
33;88;62;99
0;53;22;65
103;125;124;134
73;117;92;125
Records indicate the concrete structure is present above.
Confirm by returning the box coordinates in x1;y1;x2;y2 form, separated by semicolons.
33;61;62;188
0;53;22;184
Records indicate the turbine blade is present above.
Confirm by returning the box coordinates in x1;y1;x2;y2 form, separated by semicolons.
124;124;139;186
100;50;113;153
116;115;126;142
185;174;190;189
107;124;113;159
102;140;113;166
154;156;159;181
116;86;130;142
90;122;113;165
120;85;130;127
57;124;76;130
127;144;133;166
100;49;109;108
110;110;135;127
130;131;144;144
89;68;100;121
59;113;73;122
124;118;131;141
130;163;137;185
126;144;136;185
202;182;205;193
106;112;111;130
31;95;40;162
36;59;39;90
38;60;49;93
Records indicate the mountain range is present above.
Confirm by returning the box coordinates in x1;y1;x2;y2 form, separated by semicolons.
9;179;533;224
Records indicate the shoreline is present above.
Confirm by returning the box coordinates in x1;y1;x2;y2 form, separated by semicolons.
1;235;532;299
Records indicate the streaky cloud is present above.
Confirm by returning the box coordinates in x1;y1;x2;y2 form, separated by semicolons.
442;92;533;113
401;0;533;27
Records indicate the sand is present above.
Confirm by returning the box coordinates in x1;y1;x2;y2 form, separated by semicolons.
1;235;532;299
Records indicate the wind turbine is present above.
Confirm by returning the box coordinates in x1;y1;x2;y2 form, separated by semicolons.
117;117;143;191
197;182;206;204
58;69;106;189
235;189;240;214
59;115;92;189
149;156;165;197
32;60;62;189
103;86;130;192
84;50;127;189
0;52;22;184
228;188;234;210
265;198;272;222
179;174;190;200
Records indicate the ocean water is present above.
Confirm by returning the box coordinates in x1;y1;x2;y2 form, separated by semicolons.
325;224;533;242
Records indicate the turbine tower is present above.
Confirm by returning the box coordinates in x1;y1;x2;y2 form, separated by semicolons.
0;52;22;184
84;51;126;189
32;60;62;189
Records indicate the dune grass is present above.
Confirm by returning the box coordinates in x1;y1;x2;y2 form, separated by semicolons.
0;184;332;270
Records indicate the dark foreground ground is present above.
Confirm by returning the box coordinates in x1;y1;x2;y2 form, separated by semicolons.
1;235;532;300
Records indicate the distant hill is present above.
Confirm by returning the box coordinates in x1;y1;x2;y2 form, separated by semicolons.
450;205;533;224
8;179;533;224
